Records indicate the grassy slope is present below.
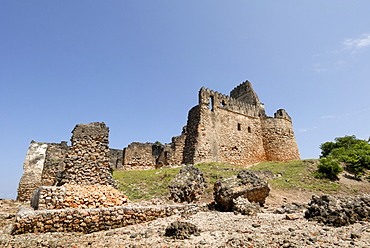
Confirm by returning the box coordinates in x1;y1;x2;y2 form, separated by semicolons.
113;160;363;201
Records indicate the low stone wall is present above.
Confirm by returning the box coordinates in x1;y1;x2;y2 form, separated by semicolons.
12;204;205;235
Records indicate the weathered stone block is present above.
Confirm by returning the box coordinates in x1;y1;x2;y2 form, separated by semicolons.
168;165;207;203
213;170;270;211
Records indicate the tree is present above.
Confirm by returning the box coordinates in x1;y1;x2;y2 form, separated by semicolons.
318;135;370;180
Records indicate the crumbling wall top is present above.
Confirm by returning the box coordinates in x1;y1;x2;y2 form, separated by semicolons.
198;86;265;118
273;109;292;121
230;80;261;105
71;122;109;140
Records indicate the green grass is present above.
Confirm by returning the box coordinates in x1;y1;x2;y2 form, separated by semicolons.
249;160;340;192
114;160;362;201
113;167;182;201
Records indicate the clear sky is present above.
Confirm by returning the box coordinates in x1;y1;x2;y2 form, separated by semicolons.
1;1;370;199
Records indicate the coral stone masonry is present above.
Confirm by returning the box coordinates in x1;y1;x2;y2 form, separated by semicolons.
60;122;116;187
17;80;300;202
182;81;300;165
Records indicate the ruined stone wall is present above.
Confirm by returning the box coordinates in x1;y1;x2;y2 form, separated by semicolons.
61;122;116;187
17;141;49;202
183;81;300;166
31;186;66;211
40;142;69;187
120;141;177;170
230;81;261;105
262;110;300;161
183;106;201;165
12;203;205;234
122;142;159;170
183;87;268;166
109;148;123;170
166;128;187;165
214;107;268;165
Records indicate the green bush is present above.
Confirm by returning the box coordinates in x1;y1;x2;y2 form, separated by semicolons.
318;135;370;179
315;157;343;180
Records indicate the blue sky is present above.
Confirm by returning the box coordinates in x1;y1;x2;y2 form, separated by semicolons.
1;1;370;199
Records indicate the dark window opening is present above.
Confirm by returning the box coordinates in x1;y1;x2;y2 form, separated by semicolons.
237;123;241;131
248;126;251;133
209;96;214;111
220;100;226;107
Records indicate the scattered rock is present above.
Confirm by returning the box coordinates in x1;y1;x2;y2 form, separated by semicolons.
164;221;200;239
250;170;275;180
285;214;299;220
213;170;270;211
305;194;370;226
168;165;207;203
232;196;261;216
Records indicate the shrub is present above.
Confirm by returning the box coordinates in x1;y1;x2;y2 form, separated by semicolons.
315;157;343;180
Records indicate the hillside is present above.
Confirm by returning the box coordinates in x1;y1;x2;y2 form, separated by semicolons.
113;160;370;206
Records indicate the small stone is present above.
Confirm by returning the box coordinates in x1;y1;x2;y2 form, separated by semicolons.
285;214;298;220
350;232;361;239
129;233;138;238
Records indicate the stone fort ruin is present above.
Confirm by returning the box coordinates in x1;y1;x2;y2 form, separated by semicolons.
17;80;300;201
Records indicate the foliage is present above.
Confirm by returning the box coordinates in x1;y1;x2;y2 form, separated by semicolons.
314;157;343;180
154;141;163;146
319;135;370;179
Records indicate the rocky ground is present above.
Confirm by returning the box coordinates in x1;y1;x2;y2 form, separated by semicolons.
1;194;369;248
1;171;370;248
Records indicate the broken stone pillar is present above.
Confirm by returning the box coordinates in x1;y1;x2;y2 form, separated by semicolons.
60;122;117;187
16;141;48;202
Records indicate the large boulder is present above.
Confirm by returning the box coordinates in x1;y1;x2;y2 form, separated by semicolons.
214;170;270;211
168;165;207;203
305;194;370;226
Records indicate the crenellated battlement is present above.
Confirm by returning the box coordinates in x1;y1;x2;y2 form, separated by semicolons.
230;80;261;105
199;87;266;118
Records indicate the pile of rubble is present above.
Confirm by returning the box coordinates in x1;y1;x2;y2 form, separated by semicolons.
31;184;129;210
62;184;129;209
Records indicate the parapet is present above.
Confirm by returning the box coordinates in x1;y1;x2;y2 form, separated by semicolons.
199;86;265;118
